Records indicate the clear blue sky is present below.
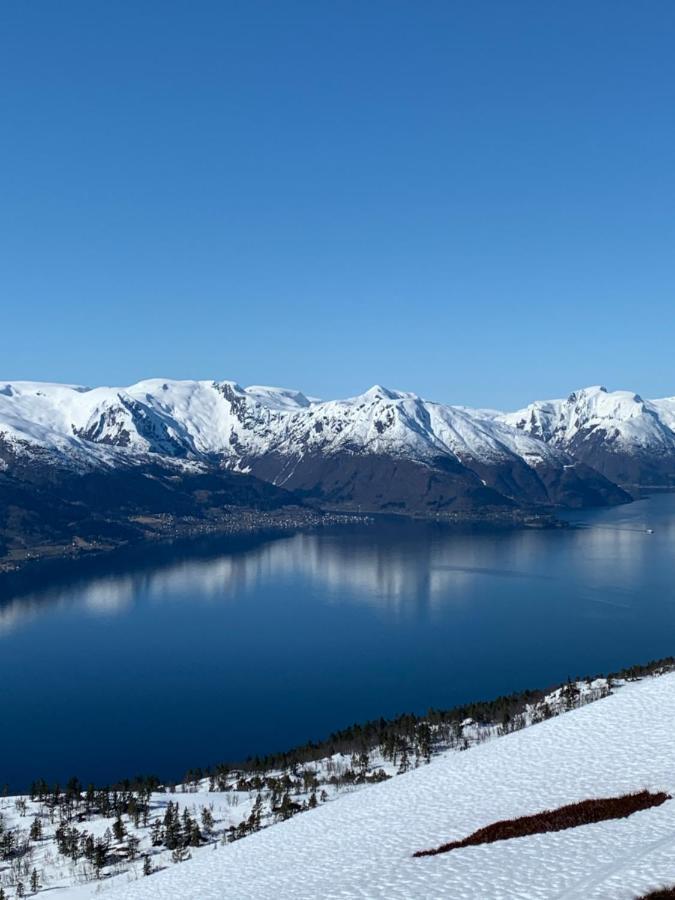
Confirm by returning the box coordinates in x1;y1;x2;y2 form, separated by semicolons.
1;1;673;408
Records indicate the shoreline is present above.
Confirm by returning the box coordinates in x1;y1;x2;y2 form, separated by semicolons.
3;652;673;796
3;661;675;900
0;506;367;580
0;503;565;581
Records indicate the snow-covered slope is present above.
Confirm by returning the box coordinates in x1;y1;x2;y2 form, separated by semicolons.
95;672;675;900
0;379;642;513
0;379;557;465
501;386;675;486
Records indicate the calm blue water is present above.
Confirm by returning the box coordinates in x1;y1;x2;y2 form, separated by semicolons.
1;494;674;791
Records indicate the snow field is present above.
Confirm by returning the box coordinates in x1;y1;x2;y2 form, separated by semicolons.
92;673;675;899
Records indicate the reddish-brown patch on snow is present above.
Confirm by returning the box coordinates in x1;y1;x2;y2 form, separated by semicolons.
413;790;670;857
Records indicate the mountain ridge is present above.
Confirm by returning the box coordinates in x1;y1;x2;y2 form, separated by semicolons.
1;378;672;488
500;384;675;487
1;378;673;570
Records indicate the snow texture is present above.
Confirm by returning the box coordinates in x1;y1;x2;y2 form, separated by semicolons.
91;673;675;899
501;385;675;454
2;379;672;478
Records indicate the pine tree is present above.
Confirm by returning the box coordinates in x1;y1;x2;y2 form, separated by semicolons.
128;797;141;828
247;794;263;832
150;819;163;846
143;855;153;876
200;805;214;834
397;747;410;774
187;818;202;847
93;840;107;877
29;817;43;842
16;883;25;899
30;869;40;894
112;815;126;842
128;834;140;861
163;802;180;850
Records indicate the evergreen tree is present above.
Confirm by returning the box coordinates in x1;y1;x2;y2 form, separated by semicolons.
129;797;141;828
128;834;140;861
112;814;126;842
29;817;43;842
150;820;163;846
200;806;214;834
243;793;263;833
188;821;202;847
93;840;107;877
143;855;152;876
397;747;410;774
163;802;180;850
30;869;40;894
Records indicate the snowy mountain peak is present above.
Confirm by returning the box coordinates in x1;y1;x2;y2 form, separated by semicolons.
353;385;407;403
499;385;675;486
0;378;672;510
243;385;312;410
502;386;665;441
214;379;246;397
567;385;607;402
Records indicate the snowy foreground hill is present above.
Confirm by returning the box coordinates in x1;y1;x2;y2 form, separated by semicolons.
104;672;675;900
5;672;675;899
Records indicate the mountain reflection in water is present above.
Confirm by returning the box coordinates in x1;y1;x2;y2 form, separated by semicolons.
0;494;674;790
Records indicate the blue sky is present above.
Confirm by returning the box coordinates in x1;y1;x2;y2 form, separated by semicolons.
1;1;673;409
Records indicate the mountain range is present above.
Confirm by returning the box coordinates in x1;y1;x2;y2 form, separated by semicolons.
1;379;673;566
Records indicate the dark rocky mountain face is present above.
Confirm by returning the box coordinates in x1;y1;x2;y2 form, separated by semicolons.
558;431;675;489
243;449;629;515
0;444;303;570
243;451;512;514
458;455;630;510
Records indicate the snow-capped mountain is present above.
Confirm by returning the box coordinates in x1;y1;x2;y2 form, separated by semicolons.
500;385;675;487
0;379;635;516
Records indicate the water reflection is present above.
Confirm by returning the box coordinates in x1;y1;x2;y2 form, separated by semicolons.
1;495;675;791
0;529;558;633
2;494;674;636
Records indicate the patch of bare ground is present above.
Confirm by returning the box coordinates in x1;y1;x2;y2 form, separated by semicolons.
413;790;670;857
638;890;675;899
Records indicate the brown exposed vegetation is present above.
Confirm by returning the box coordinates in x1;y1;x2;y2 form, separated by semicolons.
639;890;675;899
414;790;670;857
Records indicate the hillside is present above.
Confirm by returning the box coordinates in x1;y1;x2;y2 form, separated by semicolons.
103;671;675;900
2;671;675;898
